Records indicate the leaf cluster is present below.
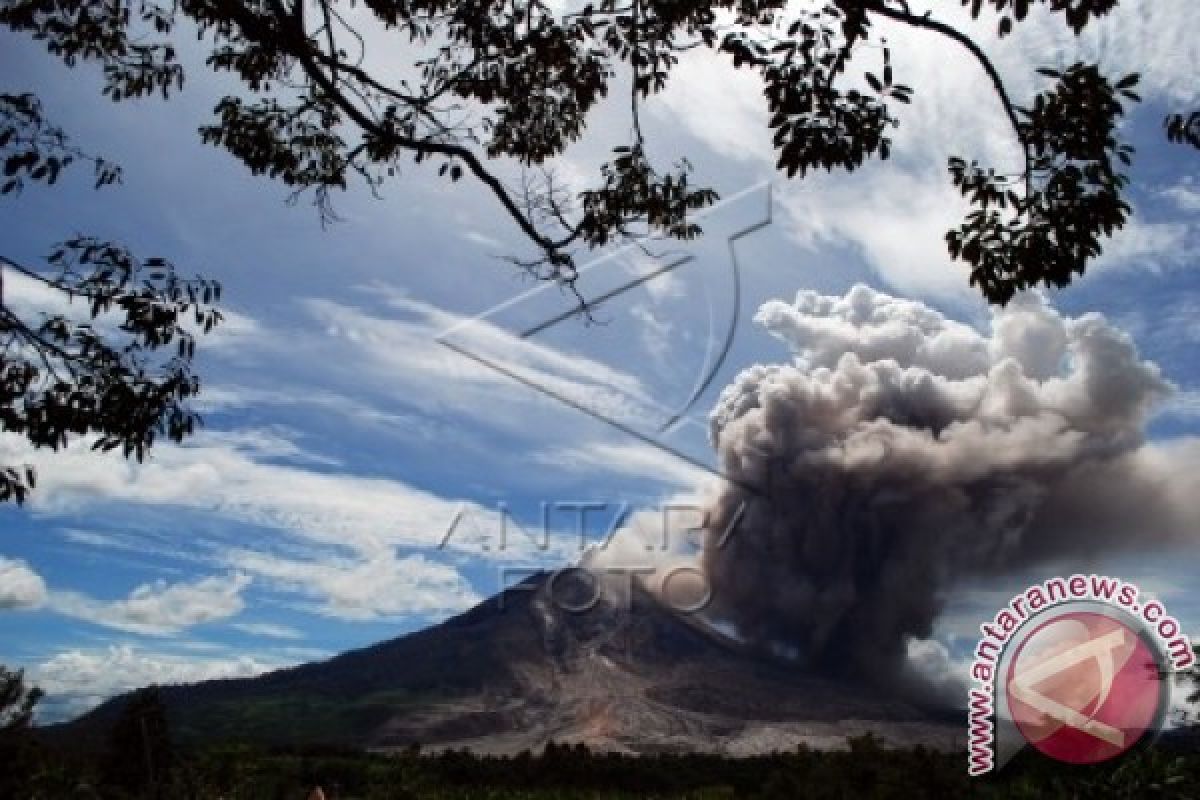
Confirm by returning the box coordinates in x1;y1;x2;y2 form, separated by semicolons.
2;0;1193;303
0;240;223;501
1;92;121;195
0;665;42;732
946;65;1139;303
0;91;223;504
1166;111;1200;150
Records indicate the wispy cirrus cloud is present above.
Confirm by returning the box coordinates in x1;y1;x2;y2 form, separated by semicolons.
303;288;656;433
0;279;707;628
0;270;262;352
226;549;481;621
46;573;251;636
2;431;479;557
532;440;714;490
1162;179;1200;213
231;621;306;640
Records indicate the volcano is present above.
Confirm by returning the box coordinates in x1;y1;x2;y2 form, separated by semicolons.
56;572;960;754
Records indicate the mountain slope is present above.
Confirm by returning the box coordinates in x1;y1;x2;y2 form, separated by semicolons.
57;572;959;754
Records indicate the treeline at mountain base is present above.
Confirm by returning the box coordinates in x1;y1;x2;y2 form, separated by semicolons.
4;677;1199;799
7;730;1200;799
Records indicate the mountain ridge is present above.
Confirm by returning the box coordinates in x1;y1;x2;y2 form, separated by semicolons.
52;570;961;754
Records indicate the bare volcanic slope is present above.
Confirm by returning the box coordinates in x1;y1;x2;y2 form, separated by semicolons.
56;572;959;755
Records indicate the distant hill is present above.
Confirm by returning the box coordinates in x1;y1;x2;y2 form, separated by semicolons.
52;571;959;754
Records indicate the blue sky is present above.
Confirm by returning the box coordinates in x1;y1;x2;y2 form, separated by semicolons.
1;1;1198;721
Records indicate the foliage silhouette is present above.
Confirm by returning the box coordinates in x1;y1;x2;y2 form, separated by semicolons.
101;686;175;799
1176;643;1200;728
2;0;1193;306
1166;111;1200;150
0;663;42;732
0;665;44;797
0;92;223;504
15;731;1200;799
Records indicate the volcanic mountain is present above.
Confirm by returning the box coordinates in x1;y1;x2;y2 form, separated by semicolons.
57;572;959;754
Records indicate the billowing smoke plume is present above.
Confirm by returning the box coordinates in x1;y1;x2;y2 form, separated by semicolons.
699;285;1200;686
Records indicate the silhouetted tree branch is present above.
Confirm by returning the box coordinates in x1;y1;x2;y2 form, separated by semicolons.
1;0;1192;305
0;664;41;732
1167;111;1200;150
0;89;223;504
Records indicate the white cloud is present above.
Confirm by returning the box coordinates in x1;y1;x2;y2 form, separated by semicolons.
31;645;285;722
650;1;1200;299
623;251;686;302
311;287;656;429
1;271;260;352
0;408;595;622
177;282;722;506
1163;181;1200;213
231;622;305;640
0;287;710;608
755;283;990;377
1;431;482;558
196;288;690;477
1161;389;1200;420
1116;294;1200;351
629;303;674;363
196;305;262;350
0;556;47;610
55;526;206;566
903;637;970;708
228;549;482;620
1091;218;1196;276
780;166;979;301
463;230;504;249
653;47;768;162
533;440;715;489
779;178;1195;301
192;384;431;437
46;573;250;636
188;427;342;467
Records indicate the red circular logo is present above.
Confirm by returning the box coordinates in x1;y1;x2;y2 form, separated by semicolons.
1005;610;1165;765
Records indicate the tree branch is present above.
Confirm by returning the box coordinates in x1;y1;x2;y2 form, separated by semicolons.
864;2;1022;143
258;0;577;266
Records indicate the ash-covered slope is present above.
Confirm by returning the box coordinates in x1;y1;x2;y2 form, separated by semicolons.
57;572;959;754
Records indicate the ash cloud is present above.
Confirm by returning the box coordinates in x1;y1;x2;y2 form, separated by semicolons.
698;285;1200;689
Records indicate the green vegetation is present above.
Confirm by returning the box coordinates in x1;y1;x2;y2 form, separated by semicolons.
8;733;1200;799
172;689;440;747
0;665;44;797
6;654;1200;797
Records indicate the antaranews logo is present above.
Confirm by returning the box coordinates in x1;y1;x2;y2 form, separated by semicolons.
967;574;1194;776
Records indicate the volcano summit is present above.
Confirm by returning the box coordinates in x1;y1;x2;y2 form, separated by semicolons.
59;571;958;754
